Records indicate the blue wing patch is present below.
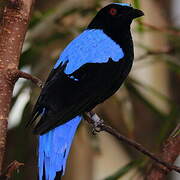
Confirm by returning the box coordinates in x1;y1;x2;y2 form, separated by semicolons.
54;29;124;74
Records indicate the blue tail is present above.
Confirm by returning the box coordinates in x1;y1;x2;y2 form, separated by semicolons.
38;116;81;180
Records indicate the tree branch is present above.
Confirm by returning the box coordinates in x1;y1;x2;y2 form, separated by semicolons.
84;112;180;176
0;0;34;173
0;161;24;180
146;123;180;180
18;71;43;88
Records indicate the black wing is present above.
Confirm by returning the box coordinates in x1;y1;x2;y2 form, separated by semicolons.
29;58;131;135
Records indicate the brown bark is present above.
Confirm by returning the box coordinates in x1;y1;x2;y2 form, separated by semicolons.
0;160;24;179
0;0;34;173
146;124;180;180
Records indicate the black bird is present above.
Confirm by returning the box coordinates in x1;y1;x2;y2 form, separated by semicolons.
28;3;144;180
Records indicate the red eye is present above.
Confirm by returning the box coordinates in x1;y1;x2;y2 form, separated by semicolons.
109;8;117;16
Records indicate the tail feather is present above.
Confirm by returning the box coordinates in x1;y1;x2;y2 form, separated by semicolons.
38;116;81;180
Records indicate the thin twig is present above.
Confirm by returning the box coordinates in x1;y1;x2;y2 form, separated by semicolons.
0;161;24;180
84;112;180;174
18;71;43;88
102;124;180;173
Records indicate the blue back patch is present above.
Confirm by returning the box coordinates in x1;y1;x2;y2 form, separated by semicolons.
54;29;124;74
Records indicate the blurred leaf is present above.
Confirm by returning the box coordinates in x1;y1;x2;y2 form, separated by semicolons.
114;91;135;136
20;47;41;67
116;0;124;3
166;58;180;74
133;0;140;9
94;0;101;8
158;107;180;143
33;32;69;46
58;7;79;18
103;159;142;180
127;78;180;143
129;78;176;106
125;81;166;119
133;0;144;33
59;7;96;18
135;21;144;33
30;9;55;28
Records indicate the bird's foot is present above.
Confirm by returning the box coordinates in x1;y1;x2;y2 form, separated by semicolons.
86;112;104;135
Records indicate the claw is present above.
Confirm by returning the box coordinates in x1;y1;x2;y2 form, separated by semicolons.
86;112;104;134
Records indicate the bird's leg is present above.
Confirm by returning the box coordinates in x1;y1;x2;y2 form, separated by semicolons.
84;111;104;134
88;111;104;130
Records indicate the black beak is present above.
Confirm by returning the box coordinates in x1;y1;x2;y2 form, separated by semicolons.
132;8;144;18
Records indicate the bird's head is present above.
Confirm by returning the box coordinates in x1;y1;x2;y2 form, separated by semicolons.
88;3;144;31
